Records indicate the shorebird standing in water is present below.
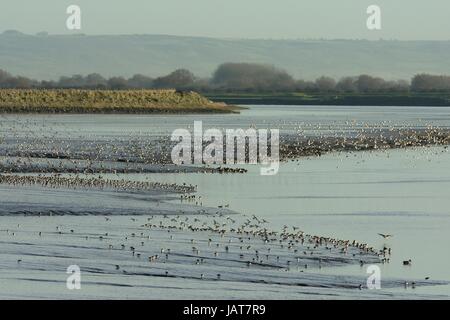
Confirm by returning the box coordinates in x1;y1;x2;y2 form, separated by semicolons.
403;259;412;266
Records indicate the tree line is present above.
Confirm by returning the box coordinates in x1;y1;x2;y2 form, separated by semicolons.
1;63;450;93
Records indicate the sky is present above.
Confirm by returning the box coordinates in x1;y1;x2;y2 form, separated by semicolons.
0;0;449;40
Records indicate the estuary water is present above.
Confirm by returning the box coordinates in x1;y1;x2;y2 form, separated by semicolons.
1;105;450;298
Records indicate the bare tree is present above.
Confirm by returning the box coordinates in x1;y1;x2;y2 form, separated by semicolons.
212;63;295;91
315;76;336;92
411;74;450;92
153;69;195;88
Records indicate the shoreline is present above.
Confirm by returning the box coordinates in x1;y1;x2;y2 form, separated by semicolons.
206;93;450;107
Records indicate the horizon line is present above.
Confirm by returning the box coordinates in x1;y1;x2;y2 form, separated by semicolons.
2;30;450;42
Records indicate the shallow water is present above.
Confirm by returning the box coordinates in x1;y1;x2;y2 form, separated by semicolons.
146;147;450;297
3;212;446;300
2;105;450;138
1;105;450;298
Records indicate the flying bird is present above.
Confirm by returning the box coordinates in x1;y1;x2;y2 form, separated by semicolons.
378;233;393;239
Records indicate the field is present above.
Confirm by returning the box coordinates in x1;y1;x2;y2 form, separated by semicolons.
206;92;450;106
0;89;239;113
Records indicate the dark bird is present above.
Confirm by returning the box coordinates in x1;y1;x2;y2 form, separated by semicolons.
378;233;393;239
403;259;412;266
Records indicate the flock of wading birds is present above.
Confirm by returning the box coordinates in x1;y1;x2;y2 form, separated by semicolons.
1;175;418;289
7;211;399;288
1;119;448;289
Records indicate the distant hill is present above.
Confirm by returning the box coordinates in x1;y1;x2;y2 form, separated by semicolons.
1;31;450;80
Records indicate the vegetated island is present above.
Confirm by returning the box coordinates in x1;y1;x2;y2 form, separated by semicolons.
0;89;240;114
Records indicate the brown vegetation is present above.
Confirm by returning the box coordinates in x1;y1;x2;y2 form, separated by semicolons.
0;89;239;113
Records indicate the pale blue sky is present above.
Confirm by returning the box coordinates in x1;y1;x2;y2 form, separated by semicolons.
1;0;449;40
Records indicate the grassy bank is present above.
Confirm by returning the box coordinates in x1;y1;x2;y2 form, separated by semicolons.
205;92;450;106
0;89;239;113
